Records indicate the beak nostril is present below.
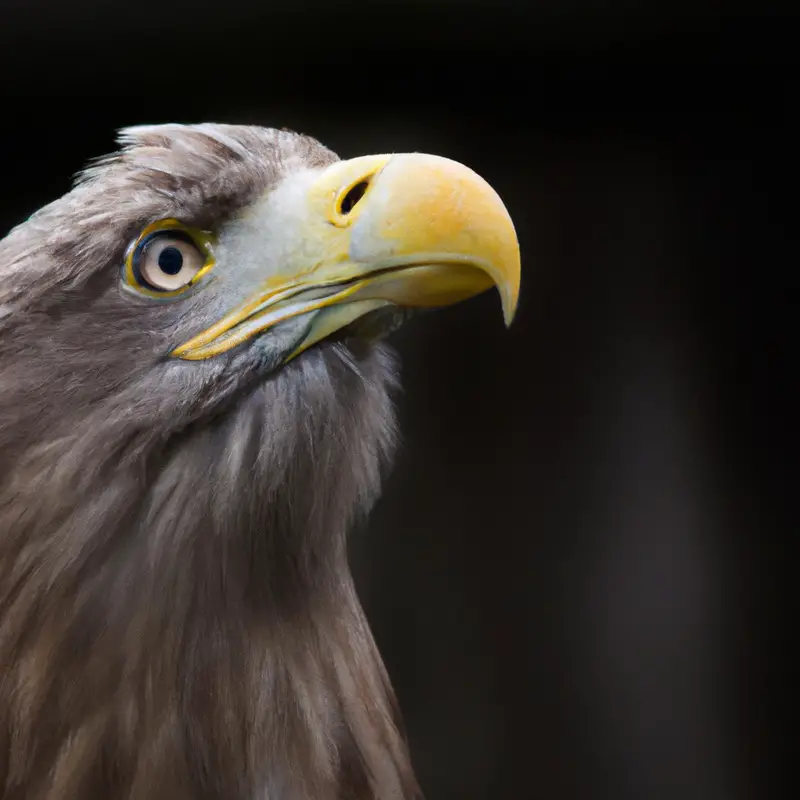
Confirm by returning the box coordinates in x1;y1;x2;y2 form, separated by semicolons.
339;180;370;215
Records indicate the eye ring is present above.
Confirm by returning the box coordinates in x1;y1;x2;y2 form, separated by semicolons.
123;219;215;300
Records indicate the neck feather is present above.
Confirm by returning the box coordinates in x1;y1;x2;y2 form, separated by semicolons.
0;343;420;799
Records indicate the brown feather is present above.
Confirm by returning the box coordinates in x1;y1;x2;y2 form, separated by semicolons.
0;125;421;799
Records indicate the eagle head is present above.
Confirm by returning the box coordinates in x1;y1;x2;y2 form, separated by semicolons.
0;124;519;799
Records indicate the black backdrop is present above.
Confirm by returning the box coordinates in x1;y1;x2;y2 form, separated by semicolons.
0;3;792;799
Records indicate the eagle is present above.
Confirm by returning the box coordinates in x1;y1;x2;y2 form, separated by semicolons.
0;124;519;799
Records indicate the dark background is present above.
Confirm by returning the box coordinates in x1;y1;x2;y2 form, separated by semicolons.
0;3;792;798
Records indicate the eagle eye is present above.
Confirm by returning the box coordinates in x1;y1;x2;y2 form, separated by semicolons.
124;219;215;299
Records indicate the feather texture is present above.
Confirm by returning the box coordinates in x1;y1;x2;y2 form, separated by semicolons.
0;125;420;799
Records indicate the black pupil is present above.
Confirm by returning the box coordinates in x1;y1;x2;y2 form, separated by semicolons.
157;246;184;275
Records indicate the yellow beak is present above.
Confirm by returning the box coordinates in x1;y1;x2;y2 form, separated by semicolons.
172;153;521;361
